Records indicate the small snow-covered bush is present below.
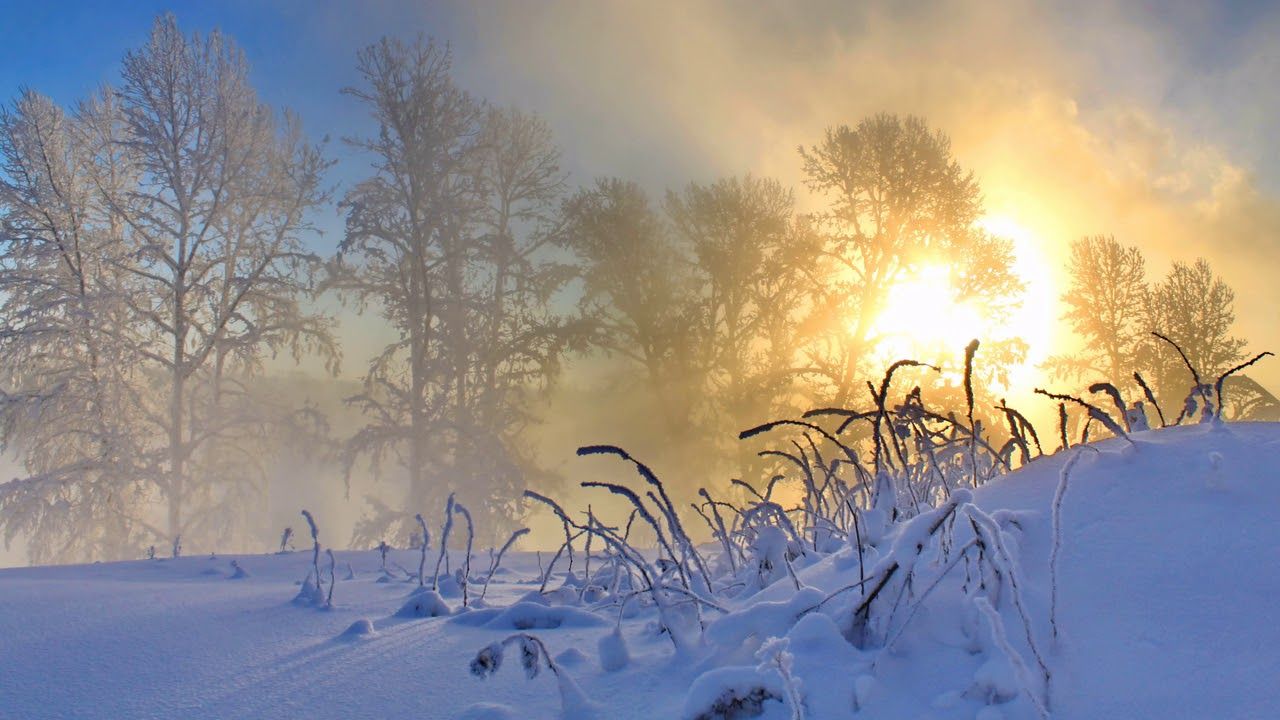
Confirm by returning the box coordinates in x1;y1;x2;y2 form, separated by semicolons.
470;633;600;719
682;666;785;720
755;638;804;720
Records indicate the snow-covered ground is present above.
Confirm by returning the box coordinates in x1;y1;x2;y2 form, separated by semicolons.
2;423;1278;719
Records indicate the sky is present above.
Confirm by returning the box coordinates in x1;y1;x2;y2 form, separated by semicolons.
2;0;1280;379
1;0;1276;382
2;0;1280;564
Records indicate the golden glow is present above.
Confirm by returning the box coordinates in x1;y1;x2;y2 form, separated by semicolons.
979;214;1057;392
868;264;988;368
864;215;1057;390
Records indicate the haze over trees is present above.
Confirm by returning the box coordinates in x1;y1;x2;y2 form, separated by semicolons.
1052;235;1275;421
330;38;584;545
0;15;1270;564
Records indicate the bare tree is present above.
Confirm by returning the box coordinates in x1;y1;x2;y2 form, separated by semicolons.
558;178;707;456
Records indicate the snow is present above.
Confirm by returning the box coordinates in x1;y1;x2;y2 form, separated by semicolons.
2;423;1280;719
597;626;630;672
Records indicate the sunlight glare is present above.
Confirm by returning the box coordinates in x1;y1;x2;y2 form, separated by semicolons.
865;215;1057;392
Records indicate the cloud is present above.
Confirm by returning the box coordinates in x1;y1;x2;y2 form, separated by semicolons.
437;0;1280;386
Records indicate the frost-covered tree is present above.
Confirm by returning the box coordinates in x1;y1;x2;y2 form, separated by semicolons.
1054;238;1266;418
665;175;817;475
468;106;586;517
335;38;579;544
1140;258;1246;406
1050;235;1149;381
0;89;150;563
558;179;709;464
332;37;485;543
108;15;336;549
0;16;337;562
798;114;1023;402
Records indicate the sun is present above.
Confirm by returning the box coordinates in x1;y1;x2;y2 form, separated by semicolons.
868;264;989;366
864;215;1058;390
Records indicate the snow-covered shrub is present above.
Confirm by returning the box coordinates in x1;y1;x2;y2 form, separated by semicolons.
293;571;324;606
681;666;785;720
755;637;804;720
973;597;1049;719
470;633;600;719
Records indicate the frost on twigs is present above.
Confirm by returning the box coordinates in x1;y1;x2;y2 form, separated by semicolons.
470;633;601;719
756;637;805;720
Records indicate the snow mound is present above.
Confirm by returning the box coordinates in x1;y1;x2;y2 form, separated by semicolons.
554;647;588;667
338;618;377;640
394;588;451;618
597;627;629;672
448;601;607;630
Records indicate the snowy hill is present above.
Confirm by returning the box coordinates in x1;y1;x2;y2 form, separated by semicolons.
2;423;1278;719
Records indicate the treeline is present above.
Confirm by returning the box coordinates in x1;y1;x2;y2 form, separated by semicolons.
1052;237;1277;420
0;17;1267;563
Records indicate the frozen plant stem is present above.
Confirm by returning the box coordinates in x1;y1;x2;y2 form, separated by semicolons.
432;494;455;592
480;527;529;602
454;501;475;607
975;597;1050;719
325;548;336;607
301;510;320;593
1050;448;1094;641
415;513;430;587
